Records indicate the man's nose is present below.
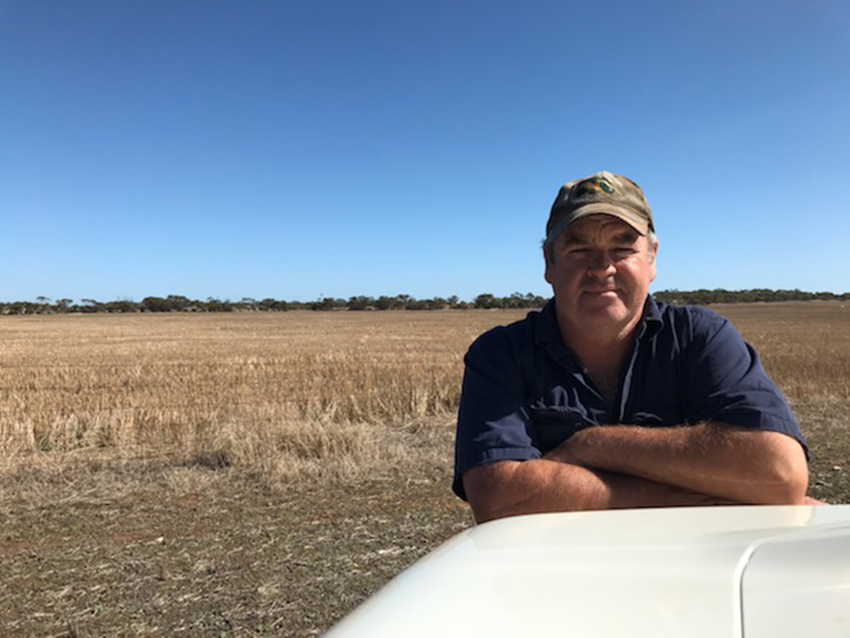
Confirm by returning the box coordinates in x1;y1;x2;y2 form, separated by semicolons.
587;249;615;276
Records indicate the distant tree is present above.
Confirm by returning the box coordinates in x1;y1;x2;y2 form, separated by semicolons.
428;297;448;310
78;298;101;313
319;297;345;311
525;293;547;307
270;299;290;311
205;297;234;312
406;299;429;310
375;296;397;310
347;296;374;311
474;293;498;309
141;297;169;312
104;299;139;313
166;295;192;311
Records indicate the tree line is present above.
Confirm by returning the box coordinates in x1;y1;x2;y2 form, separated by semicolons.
652;288;849;306
1;289;847;315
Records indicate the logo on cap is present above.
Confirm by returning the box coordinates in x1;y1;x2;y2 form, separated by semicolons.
573;176;615;198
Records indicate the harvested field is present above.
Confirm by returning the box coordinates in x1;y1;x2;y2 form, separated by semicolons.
1;303;848;636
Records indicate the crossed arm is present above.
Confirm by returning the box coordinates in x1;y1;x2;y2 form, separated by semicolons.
463;423;810;524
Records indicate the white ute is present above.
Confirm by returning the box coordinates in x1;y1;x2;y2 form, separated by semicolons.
325;505;850;637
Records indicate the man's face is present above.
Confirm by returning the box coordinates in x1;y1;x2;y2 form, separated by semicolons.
545;214;657;335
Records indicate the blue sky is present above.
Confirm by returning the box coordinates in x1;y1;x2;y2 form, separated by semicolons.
2;0;849;303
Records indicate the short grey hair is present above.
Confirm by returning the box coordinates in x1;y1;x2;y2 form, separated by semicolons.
647;228;659;263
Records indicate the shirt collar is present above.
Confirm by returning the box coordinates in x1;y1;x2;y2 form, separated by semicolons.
534;298;579;372
641;295;664;337
535;298;561;348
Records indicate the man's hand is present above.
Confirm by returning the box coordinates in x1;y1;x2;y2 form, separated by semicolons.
804;496;828;505
546;423;809;505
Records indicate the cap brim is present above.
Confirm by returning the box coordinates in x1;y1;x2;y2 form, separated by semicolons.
546;204;649;246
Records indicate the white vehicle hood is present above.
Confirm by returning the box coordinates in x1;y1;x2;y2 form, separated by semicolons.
325;505;850;638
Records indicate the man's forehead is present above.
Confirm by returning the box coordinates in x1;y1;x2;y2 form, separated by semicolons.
561;215;641;241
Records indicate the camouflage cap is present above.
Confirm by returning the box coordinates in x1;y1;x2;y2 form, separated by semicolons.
545;171;654;246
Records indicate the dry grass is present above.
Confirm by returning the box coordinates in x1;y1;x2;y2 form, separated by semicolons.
1;303;848;636
0;311;520;491
716;301;850;402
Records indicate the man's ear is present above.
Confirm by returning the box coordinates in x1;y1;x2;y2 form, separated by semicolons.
648;238;658;281
543;246;553;284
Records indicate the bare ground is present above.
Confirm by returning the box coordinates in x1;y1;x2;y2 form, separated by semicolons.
1;453;472;637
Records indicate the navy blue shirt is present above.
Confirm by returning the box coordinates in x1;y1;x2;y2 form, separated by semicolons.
453;297;807;500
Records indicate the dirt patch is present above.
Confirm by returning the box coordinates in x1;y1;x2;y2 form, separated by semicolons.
0;460;472;637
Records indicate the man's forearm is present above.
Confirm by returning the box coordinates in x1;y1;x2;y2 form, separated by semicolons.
546;423;808;505
463;459;730;524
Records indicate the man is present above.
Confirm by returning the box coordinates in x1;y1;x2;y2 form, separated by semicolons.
453;171;810;524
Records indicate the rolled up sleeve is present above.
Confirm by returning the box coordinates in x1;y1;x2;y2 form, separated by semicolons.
453;329;541;500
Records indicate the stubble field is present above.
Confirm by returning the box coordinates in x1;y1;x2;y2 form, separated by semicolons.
1;302;849;636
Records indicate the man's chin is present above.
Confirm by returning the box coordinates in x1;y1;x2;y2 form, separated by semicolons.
577;294;632;321
580;291;623;307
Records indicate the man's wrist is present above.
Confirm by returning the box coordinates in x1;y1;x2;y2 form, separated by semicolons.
544;425;601;465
